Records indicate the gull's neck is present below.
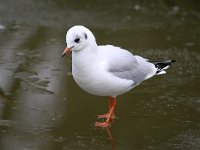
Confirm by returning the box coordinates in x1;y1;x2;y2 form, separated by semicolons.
72;44;99;72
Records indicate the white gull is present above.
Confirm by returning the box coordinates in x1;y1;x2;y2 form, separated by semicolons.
62;25;175;127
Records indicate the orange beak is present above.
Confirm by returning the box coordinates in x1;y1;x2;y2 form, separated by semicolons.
62;47;71;58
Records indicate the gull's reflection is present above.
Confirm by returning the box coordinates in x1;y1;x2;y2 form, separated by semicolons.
105;127;116;150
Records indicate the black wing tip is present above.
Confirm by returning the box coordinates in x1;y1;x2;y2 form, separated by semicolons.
171;60;176;63
149;59;176;63
164;60;176;64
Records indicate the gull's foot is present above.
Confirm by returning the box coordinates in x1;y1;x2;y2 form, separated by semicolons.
94;121;110;128
96;113;116;120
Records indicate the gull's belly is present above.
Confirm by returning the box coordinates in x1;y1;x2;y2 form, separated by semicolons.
72;66;134;97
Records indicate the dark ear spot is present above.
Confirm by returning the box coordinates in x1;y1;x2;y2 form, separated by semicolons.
84;33;88;39
74;37;80;43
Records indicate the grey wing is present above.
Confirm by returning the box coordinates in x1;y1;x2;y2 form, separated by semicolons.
107;49;156;85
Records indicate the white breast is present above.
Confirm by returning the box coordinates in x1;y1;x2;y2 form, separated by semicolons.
71;49;133;97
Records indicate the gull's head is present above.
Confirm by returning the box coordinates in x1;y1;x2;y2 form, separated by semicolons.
62;25;97;57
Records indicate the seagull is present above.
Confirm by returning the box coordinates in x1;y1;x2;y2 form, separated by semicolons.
62;25;175;128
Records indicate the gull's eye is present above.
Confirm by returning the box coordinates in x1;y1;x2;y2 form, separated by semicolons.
74;37;80;43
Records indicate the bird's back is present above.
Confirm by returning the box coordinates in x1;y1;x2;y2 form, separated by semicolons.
98;45;156;85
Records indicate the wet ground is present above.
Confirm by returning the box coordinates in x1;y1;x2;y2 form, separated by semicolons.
0;0;200;150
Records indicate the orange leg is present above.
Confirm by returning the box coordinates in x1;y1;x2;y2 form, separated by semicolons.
95;97;117;128
96;97;115;119
109;96;114;110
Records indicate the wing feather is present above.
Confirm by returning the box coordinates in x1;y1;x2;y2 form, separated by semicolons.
99;45;156;85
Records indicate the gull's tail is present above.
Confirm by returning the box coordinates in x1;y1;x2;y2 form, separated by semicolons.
150;60;176;75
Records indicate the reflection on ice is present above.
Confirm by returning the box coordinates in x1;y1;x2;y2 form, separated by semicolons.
0;0;200;150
